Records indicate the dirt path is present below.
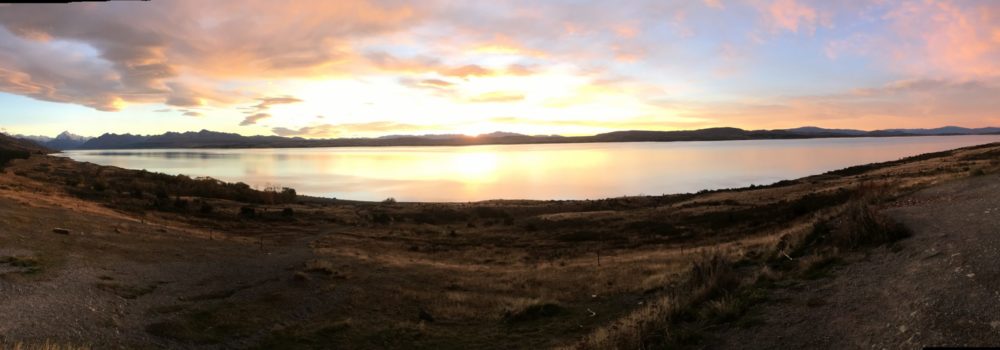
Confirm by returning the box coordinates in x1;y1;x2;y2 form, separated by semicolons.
707;174;1000;349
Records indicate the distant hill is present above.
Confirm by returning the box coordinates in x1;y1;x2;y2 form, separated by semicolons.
16;131;92;150
785;126;867;136
880;126;1000;135
75;126;1000;150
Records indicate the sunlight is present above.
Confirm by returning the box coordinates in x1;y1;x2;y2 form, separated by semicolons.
449;151;500;182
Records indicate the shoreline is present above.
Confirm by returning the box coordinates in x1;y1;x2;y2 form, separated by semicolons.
57;136;1000;204
69;130;1000;151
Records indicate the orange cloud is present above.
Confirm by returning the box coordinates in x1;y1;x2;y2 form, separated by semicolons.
766;0;818;33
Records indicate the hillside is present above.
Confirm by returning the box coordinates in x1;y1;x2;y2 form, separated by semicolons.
0;133;52;153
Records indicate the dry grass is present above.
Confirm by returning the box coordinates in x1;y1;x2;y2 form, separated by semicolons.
1;342;90;350
567;248;754;349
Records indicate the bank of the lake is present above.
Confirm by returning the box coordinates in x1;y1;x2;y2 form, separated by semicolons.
62;135;1000;202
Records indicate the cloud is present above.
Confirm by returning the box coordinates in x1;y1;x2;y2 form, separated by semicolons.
239;95;304;117
638;78;1000;130
765;0;819;34
440;64;492;78
488;116;712;130
272;121;434;138
0;1;422;111
2;0;1000;134
467;91;525;103
419;79;453;87
181;110;202;117
505;64;536;76
879;1;1000;78
249;96;302;112
364;51;511;78
399;78;455;91
240;113;271;126
703;0;725;10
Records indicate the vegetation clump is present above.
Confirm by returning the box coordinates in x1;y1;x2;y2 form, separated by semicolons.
0;149;29;168
0;256;42;275
502;300;563;323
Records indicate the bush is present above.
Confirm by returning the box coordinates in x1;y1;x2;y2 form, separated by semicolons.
239;206;257;218
0;149;29;168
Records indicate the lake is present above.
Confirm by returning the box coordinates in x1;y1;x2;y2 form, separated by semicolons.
61;135;1000;202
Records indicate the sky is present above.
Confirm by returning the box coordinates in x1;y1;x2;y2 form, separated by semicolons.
1;0;1000;138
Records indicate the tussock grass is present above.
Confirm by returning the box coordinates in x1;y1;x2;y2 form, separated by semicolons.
569;249;754;349
832;201;910;248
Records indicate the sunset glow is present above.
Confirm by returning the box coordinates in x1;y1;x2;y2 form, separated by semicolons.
2;1;1000;138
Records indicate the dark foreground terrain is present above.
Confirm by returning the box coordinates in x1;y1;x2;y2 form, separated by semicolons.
1;134;999;349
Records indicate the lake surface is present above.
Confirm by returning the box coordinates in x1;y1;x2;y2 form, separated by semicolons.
61;135;1000;202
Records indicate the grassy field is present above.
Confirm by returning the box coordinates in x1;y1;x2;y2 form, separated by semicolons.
1;141;998;349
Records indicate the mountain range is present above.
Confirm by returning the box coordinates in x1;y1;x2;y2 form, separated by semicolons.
7;126;1000;151
15;131;92;150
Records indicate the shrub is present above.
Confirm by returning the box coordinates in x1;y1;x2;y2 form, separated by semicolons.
91;181;107;192
199;203;215;214
832;201;911;248
239;206;257;218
